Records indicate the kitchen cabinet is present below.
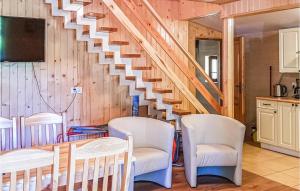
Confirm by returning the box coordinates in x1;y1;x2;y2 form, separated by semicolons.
277;102;296;150
257;107;277;145
257;98;300;157
279;28;300;73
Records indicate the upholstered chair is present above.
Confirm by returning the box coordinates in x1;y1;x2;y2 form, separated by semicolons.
108;117;174;188
181;114;245;187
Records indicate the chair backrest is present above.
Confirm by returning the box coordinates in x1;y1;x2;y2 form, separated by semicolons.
0;117;18;151
0;146;60;191
108;117;174;150
67;137;133;191
181;114;245;147
21;113;67;147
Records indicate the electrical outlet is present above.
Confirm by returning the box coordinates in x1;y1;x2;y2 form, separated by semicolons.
71;87;82;94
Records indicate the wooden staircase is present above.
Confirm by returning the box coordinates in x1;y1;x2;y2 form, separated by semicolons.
46;0;193;123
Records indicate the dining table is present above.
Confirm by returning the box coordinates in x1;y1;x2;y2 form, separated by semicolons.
1;138;135;191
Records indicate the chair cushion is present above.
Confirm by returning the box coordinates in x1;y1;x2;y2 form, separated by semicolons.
134;147;169;176
196;144;238;167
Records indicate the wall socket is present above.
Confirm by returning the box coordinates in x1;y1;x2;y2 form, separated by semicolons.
71;87;82;94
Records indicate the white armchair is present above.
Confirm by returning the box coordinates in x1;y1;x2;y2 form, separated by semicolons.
108;117;174;188
181;114;245;187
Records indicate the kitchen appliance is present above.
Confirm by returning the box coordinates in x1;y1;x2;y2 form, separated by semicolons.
293;79;300;99
273;84;288;97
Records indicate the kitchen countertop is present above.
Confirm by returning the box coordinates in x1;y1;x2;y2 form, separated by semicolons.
257;96;300;104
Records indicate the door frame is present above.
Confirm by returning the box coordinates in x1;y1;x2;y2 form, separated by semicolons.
234;36;246;123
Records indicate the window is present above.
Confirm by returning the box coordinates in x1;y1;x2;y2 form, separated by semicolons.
205;55;219;83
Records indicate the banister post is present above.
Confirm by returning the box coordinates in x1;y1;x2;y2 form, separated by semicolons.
222;18;235;118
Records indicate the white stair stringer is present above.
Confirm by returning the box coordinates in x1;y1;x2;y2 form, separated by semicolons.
45;0;179;120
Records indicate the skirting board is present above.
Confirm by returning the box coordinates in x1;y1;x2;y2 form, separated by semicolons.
261;143;300;158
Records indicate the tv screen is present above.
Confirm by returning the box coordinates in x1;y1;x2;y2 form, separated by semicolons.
0;16;45;62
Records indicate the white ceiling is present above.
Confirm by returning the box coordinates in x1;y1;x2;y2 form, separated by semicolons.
192;8;300;35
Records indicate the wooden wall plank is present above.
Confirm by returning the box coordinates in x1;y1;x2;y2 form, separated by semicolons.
221;0;300;18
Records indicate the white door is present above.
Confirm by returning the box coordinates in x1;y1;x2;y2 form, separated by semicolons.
277;102;296;150
279;28;300;73
296;104;300;151
257;108;277;145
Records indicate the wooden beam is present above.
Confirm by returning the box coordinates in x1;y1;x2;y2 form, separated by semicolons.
102;0;209;113
222;18;234;117
221;0;300;18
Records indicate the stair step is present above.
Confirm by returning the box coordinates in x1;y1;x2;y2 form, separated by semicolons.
125;76;162;82
143;78;162;82
84;12;106;20
153;88;172;94
94;41;129;47
105;53;141;59
82;27;118;35
163;98;182;105
71;0;92;6
98;27;118;33
172;108;192;116
134;87;172;94
115;64;152;70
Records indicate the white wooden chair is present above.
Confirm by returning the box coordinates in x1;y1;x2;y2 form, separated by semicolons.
20;113;67;147
0;117;18;151
0;146;60;191
67;136;133;191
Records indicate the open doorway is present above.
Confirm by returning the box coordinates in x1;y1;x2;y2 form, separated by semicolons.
195;39;222;113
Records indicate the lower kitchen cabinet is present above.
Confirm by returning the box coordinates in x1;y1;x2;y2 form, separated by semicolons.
257;98;300;157
277;102;296;150
257;108;277;145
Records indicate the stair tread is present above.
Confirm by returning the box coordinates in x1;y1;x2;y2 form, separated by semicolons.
71;0;92;6
163;98;182;104
172;108;192;115
115;64;151;70
98;27;118;33
153;88;172;94
94;41;129;47
84;12;106;19
143;78;162;82
125;76;162;82
82;27;118;35
105;53;141;59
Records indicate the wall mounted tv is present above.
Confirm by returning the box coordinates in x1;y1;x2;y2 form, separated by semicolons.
0;16;45;62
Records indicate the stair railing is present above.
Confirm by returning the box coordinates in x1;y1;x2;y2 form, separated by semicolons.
116;0;223;113
142;0;224;99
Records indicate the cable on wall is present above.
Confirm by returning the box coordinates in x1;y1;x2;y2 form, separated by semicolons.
32;63;77;114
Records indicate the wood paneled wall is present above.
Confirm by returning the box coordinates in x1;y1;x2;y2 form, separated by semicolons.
221;0;300;18
0;0;198;126
0;0;132;126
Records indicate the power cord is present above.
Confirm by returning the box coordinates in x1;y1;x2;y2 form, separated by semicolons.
32;63;77;114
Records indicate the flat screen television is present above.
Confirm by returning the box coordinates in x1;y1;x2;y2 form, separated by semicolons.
0;16;45;62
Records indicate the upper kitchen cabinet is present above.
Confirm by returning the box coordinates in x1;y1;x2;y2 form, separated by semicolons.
279;28;300;73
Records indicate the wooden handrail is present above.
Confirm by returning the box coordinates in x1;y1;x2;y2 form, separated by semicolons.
102;0;209;114
142;0;224;100
123;0;221;113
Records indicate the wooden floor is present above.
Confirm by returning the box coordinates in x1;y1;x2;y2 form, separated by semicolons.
135;167;298;191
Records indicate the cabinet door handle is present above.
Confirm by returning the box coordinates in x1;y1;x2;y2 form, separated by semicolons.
292;104;295;107
274;111;277;114
263;103;271;106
